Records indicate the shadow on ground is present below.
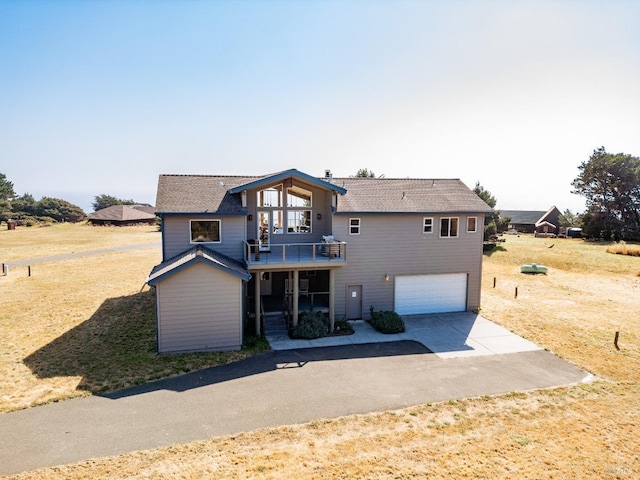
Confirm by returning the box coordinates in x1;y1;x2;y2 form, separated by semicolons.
23;290;160;393
101;341;432;400
23;289;432;398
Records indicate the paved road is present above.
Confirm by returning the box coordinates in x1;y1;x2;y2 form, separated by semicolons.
4;242;161;267
0;342;589;475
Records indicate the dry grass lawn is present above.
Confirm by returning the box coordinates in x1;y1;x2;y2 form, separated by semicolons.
2;227;639;479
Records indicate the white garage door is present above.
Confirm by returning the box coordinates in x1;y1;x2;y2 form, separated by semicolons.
395;274;467;315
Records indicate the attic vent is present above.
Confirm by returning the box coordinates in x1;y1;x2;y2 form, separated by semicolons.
324;170;333;183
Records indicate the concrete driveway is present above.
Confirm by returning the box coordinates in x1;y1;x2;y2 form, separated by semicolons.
0;314;590;475
267;312;544;358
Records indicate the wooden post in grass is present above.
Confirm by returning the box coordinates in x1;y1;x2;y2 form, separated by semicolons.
28;265;31;277
493;277;496;288
614;331;620;350
515;286;518;298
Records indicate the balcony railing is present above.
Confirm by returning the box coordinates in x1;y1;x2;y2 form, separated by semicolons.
244;240;347;266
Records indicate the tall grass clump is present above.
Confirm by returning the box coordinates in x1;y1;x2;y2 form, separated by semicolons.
606;241;640;257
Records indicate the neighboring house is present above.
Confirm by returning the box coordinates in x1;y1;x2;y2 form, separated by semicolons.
88;205;157;226
147;169;492;354
501;206;562;235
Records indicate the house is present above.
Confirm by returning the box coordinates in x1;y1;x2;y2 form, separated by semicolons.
88;205;157;226
500;206;562;235
146;169;492;354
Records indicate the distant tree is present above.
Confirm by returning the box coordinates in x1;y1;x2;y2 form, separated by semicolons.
0;199;12;222
571;147;640;240
35;197;86;223
558;209;580;227
0;173;16;221
11;193;37;218
0;173;15;200
473;182;509;240
352;168;377;178
92;194;136;212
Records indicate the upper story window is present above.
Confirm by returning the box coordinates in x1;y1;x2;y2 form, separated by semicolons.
287;211;311;233
287;185;312;207
285;185;312;234
467;217;478;233
349;218;361;235
257;185;283;207
440;217;459;238
191;220;221;243
423;217;433;234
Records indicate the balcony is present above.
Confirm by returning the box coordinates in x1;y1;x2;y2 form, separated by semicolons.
244;240;347;269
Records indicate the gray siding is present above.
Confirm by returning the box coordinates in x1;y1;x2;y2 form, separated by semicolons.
156;262;243;353
162;215;246;261
332;214;484;318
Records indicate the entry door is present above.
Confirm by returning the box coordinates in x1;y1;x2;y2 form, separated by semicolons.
347;285;363;320
258;211;270;251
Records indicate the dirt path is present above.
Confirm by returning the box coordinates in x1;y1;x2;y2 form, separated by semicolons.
4;242;161;267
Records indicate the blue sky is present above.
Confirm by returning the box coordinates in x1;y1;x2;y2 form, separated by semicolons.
1;0;639;214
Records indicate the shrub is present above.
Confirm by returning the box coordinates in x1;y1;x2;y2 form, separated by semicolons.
370;309;405;334
290;311;328;339
333;319;354;335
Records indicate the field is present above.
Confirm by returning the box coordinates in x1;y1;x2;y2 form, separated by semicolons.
1;225;639;479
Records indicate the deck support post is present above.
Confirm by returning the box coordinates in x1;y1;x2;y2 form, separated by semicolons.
329;269;335;331
255;271;262;336
292;270;299;327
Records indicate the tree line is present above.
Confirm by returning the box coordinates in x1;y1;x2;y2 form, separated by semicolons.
0;174;145;225
475;147;639;241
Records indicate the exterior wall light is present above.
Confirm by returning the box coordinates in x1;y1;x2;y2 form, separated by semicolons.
317;213;322;220
384;274;390;282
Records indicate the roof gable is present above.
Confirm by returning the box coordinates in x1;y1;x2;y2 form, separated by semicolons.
147;245;251;285
227;169;347;195
155;170;346;215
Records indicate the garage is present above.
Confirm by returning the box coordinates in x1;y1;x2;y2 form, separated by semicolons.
395;273;468;315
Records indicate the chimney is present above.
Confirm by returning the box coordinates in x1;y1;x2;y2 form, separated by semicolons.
324;169;333;183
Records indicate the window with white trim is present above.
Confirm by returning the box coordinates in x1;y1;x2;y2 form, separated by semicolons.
191;220;221;243
285;185;312;234
287;210;311;233
349;218;361;235
467;216;478;233
257;185;283;207
286;185;312;207
423;217;433;234
440;217;459;237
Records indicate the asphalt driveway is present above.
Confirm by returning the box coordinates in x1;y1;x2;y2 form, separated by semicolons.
0;326;589;475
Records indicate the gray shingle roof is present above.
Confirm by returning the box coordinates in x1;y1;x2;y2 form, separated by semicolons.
155;175;258;214
333;178;492;214
147;245;251;285
155;173;492;215
88;205;156;221
500;210;546;224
